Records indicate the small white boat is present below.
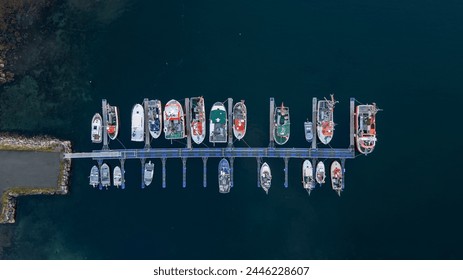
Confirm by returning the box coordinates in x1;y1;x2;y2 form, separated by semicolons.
100;163;110;189
131;104;144;142
331;161;343;196
144;161;154;187
302;160;315;195
89;165;99;188
260;162;272;194
304;120;313;143
91;113;102;143
113;166;122;188
315;161;326;185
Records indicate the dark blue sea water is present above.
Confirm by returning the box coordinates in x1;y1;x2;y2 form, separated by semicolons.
1;0;463;259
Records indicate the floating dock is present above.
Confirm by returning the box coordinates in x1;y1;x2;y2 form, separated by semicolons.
70;97;357;193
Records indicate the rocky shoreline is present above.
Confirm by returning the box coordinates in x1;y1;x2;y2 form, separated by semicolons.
0;133;71;224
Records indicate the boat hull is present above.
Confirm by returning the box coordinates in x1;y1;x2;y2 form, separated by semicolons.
131;104;144;142
190;97;206;145
260;162;272;194
106;105;119;140
164;99;185;140
218;158;231;193
89;165;99;187
144;161;154;186
233;101;247;140
100;163;111;188
113;166;122;187
330;161;343;196
209;102;227;143
91;113;103;143
273;104;290;145
304;121;313;142
317;95;337;145
315;161;326;184
148;100;162;139
302;160;315;193
355;104;378;155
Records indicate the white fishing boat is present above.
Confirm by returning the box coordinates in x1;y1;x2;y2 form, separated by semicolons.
113;166;122;188
260;162;272;194
315;161;326;185
148;100;162;139
91;113;102;143
100;163;110;189
131;104;144;142
144;161;154;187
304;119;313;143
89;165;99;188
302;160;315;195
331;160;343;196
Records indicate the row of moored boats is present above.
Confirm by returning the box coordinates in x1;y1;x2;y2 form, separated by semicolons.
91;96;380;154
89;161;155;189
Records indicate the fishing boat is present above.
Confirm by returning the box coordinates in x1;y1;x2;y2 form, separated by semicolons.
91;113;102;143
89;165;99;188
148;99;162;139
106;104;119;140
131;104;144;142
331;160;343;196
304;119;313;143
233;100;247;140
144;161;154;187
190;97;206;144
317;94;338;144
355;103;380;155
315;161;326;185
302;160;315;195
164;99;185;140
260;162;272;194
113;166;122;188
100;163;110;189
273;102;290;145
218;158;231;193
209;102;227;144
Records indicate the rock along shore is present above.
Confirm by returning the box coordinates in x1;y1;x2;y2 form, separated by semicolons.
0;133;71;224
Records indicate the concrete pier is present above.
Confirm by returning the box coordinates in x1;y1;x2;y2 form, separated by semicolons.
228;98;233;147
312;97;317;149
185;98;192;149
140;158;145;189
182;157;187;188
350;98;355;151
202;157;208;188
161;157;166;189
284;157;289;188
102;99;109;150
120;158;126;189
229;157;234;188
269;98;275;148
143;98;150;149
